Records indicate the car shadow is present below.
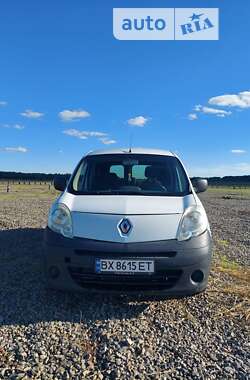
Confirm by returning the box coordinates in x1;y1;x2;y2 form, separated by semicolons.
0;228;151;326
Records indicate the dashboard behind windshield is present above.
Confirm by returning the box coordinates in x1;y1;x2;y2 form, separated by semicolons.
68;154;191;196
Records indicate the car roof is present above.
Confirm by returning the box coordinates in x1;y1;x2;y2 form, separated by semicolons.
86;148;175;157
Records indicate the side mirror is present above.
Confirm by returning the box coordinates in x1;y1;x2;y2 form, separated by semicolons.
54;175;67;192
191;178;208;193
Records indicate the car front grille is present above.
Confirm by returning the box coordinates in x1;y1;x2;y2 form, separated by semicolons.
68;266;182;291
74;249;177;258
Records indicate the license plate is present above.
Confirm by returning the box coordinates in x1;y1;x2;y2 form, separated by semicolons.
95;259;154;274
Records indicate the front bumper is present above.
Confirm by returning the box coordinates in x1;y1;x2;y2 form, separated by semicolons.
44;228;212;296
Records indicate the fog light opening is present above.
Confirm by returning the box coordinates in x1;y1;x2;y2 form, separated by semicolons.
191;270;204;284
49;266;60;279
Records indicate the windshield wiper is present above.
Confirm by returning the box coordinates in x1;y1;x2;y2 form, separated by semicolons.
89;186;143;195
93;189;143;195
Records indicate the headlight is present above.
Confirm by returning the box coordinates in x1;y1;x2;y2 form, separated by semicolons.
48;203;73;238
177;206;208;241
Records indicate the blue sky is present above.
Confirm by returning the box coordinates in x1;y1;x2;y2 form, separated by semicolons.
0;0;249;176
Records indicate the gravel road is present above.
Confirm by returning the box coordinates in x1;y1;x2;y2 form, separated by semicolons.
0;191;249;379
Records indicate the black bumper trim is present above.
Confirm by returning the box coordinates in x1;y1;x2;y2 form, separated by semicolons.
44;228;213;296
44;227;212;252
68;267;183;291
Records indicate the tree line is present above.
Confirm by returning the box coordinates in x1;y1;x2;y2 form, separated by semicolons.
0;171;250;186
0;171;64;182
204;175;250;186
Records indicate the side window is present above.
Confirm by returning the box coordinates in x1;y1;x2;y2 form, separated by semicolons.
132;165;148;180
175;163;188;192
73;161;87;191
110;165;124;179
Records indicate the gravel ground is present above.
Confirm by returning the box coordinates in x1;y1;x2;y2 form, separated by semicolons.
199;191;250;266
0;190;249;379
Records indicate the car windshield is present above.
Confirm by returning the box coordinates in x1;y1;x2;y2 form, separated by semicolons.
69;154;191;196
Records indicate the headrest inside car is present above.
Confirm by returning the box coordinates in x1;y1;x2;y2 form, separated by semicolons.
145;166;165;179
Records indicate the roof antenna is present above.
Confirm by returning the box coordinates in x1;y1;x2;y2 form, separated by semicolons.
129;129;133;153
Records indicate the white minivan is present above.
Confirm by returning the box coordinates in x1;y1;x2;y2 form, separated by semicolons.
44;148;212;296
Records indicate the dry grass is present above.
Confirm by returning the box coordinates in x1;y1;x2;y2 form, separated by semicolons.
0;345;12;367
208;186;250;197
209;255;250;322
72;314;97;370
217;239;230;248
0;182;58;200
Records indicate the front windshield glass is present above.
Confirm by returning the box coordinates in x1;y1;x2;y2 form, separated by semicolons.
69;154;191;196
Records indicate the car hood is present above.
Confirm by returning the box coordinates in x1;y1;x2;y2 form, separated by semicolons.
59;192;196;215
56;192;197;242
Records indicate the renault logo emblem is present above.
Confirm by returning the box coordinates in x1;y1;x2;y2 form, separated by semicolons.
118;218;132;235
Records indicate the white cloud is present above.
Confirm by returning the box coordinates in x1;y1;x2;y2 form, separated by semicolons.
13;124;24;130
63;129;116;144
194;105;202;112
0;101;7;106
84;131;107;137
195;105;232;117
20;109;44;119
231;149;246;154
59;109;90;122
127;116;149;127
1;123;24;130
0;146;28;153
63;129;88;139
189;90;250;122
63;129;107;140
99;137;116;145
189;162;250;177
188;113;198;121
209;91;250;109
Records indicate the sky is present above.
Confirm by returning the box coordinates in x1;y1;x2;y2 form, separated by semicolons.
0;0;249;177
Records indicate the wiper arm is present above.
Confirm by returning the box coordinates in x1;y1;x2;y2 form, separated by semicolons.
117;186;142;193
94;190;143;195
93;186;143;195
